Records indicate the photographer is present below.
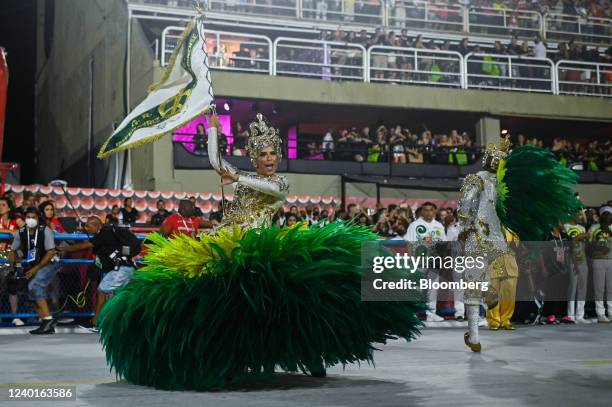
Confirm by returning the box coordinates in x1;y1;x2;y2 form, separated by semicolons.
60;216;140;329
8;207;59;335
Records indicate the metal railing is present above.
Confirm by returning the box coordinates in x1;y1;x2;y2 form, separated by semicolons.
132;0;612;45
464;52;555;94
388;1;464;33
139;0;193;7
0;232;149;320
467;6;542;38
208;0;299;19
158;28;612;97
274;37;367;81
300;0;384;26
556;59;612;98
162;26;273;74
544;13;612;44
368;46;463;87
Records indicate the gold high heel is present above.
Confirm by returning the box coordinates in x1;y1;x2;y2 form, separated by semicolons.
464;332;481;353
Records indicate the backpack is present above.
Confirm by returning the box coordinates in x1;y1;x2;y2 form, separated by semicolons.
110;225;142;257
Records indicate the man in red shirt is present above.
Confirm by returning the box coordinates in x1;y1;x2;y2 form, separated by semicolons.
160;200;210;238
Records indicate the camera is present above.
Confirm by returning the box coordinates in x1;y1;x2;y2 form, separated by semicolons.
5;265;29;295
109;246;133;270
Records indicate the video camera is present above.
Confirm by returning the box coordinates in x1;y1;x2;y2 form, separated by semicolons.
4;264;29;295
108;243;134;270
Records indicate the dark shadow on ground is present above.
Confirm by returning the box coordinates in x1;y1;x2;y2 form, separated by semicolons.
79;373;427;407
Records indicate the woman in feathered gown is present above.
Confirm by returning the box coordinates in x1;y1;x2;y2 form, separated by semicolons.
98;113;425;390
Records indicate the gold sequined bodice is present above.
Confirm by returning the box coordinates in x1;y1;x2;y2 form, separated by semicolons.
221;172;289;229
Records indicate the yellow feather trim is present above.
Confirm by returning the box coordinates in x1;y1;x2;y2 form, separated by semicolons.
143;226;245;279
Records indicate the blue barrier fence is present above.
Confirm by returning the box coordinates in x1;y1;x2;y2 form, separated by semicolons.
0;230;410;324
0;232;149;241
0;232;149;266
0;231;150;323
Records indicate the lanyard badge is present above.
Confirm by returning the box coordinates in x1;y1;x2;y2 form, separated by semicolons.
26;248;38;263
25;228;39;263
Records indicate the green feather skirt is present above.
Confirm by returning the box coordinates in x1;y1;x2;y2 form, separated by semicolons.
98;223;425;391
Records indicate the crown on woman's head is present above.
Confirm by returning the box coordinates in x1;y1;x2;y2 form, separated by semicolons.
247;113;283;162
483;135;511;171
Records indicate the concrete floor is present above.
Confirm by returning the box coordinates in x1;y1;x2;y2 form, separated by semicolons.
1;324;611;407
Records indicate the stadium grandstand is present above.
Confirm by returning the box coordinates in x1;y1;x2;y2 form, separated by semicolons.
27;0;609;205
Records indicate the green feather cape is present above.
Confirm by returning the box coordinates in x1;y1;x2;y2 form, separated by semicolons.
99;222;425;390
496;146;582;241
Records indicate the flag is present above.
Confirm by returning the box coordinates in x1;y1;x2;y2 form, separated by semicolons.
98;18;214;158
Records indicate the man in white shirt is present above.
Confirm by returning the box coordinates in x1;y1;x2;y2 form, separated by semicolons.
322;130;334;156
533;35;547;59
404;202;447;322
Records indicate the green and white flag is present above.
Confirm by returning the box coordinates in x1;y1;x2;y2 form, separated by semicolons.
98;18;214;158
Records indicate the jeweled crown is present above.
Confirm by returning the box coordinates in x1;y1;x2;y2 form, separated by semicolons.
247;113;283;162
483;135;511;171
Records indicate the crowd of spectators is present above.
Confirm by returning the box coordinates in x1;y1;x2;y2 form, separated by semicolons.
181;119;610;171
299;124;611;170
161;0;612;83
273;198;612;324
521;134;612;171
0;190;608;243
156;0;612;92
271;201;454;240
273;26;611;89
310;27;610;62
302;124;478;165
1;186;611;325
7;188;606;246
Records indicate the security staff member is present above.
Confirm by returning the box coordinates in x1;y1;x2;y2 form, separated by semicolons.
589;206;612;323
8;207;59;335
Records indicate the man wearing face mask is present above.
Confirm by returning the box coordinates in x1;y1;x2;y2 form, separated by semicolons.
8;207;59;334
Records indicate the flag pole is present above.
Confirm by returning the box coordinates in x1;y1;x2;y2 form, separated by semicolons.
194;2;225;218
211;104;227;219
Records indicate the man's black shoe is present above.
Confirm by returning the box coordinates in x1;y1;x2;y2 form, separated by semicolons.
29;318;57;335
